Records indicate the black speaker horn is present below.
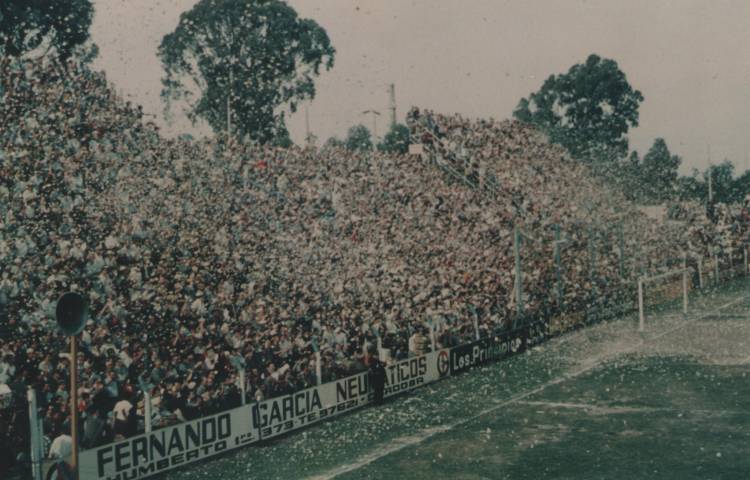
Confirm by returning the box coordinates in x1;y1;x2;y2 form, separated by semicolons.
56;292;88;336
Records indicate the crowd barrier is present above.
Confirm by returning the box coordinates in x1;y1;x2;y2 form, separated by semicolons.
74;320;548;480
32;245;747;480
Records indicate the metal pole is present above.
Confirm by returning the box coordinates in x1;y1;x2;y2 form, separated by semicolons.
305;106;311;146
473;315;480;341
315;351;322;386
682;270;688;316
70;336;79;479
27;388;43;480
713;247;719;285
698;257;704;289
239;368;247;406
389;83;397;127
618;222;625;279
554;225;563;309
227;68;233;138
638;279;644;332
430;322;437;351
588;225;597;315
144;390;152;433
514;225;523;319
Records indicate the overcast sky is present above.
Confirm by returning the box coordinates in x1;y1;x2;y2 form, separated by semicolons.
90;0;750;175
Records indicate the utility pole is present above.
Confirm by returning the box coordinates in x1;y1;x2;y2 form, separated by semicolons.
389;84;396;128
305;105;312;147
707;144;713;203
362;109;381;146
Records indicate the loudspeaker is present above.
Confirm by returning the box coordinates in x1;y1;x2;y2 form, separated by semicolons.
56;292;87;336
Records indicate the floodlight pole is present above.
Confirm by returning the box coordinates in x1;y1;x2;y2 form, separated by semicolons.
70;336;79;478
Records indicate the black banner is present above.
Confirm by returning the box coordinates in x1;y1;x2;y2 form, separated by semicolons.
449;328;527;375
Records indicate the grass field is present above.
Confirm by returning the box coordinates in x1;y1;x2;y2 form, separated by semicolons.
168;278;750;480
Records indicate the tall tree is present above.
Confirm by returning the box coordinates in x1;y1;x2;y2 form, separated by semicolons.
514;54;644;162
159;0;335;144
708;160;741;204
734;169;750;204
640;138;681;203
378;123;410;154
345;124;372;152
0;0;94;60
619;150;643;201
677;169;706;202
322;136;344;150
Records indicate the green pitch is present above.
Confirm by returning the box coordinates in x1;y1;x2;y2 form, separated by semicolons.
168;279;750;480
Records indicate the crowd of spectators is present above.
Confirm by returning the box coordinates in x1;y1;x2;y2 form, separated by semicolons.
0;58;748;475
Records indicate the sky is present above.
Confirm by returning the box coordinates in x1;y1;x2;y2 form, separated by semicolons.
90;0;750;175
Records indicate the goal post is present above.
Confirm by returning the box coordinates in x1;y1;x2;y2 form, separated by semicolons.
638;268;690;332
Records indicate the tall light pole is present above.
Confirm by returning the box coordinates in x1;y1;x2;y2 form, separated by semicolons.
707;144;713;203
388;84;396;128
362;109;381;147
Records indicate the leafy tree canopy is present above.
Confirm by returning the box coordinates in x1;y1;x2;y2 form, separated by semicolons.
345;124;372;152
514;54;644;161
0;0;94;60
159;0;335;144
378;123;410;154
322;136;344;150
640;138;681;203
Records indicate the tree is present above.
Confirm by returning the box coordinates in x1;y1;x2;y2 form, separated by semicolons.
707;160;742;204
159;0;335;144
0;1;94;60
378;123;410;154
345;124;372;152
514;54;643;162
618;150;643;201
322;136;344;150
676;169;706;202
734;169;750;203
640;138;681;203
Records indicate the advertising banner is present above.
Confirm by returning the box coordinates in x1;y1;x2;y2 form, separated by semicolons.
78;405;256;480
449;328;526;375
78;350;450;477
256;350;447;440
525;319;549;349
